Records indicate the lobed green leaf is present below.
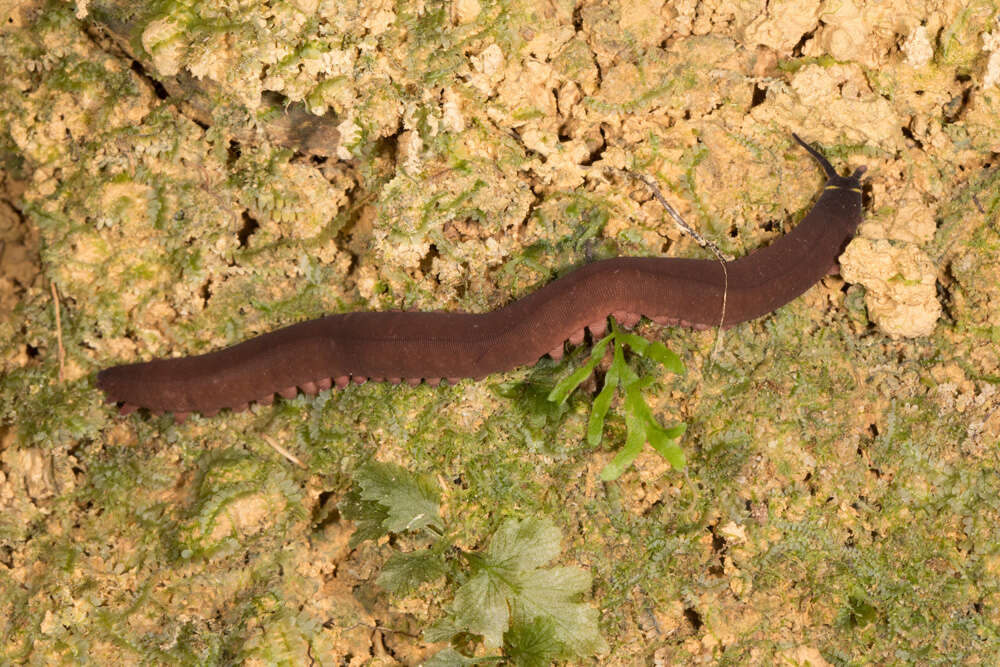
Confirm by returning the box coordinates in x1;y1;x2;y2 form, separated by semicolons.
341;461;442;542
445;517;606;656
377;549;448;595
486;515;563;570
422;647;485;666
504;617;562;667
339;485;391;547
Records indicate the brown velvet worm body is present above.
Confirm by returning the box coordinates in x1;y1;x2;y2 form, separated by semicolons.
97;135;866;421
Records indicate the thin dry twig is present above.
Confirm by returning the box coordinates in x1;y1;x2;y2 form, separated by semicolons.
51;281;65;381
261;434;306;468
617;169;731;362
625;171;732;262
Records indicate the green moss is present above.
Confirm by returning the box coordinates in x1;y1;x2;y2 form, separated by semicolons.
775;54;841;73
936;1;1000;68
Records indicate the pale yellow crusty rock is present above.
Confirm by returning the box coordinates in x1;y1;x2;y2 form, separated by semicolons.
903;25;935;67
984;29;1000;88
840;239;941;338
742;0;821;50
801;0;928;68
858;190;936;244
777;645;833;667
749;63;901;150
618;0;667;47
451;0;480;24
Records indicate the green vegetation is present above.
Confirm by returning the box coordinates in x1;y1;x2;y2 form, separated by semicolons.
341;462;607;665
548;319;686;479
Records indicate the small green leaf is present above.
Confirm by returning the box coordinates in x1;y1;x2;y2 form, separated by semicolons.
451;570;511;648
586;380;616;446
342;462;441;541
485;515;562;570
615;332;684;374
339;486;391;547
423;615;463;643
625;379;688;472
646;422;687;469
504;617;561;667
546;359;597;405
591;332;614;350
605;339;624;388
643;340;685;374
660;422;686;439
613;330;649;354
445;517;606;658
546;336;611;405
616;348;640;387
600;412;646;481
587;340;626;446
513;566;608;656
377;549;448;595
545;323;688;479
623;375;655;414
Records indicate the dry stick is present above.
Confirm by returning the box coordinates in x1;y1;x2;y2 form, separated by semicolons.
972;194;985;215
628;172;733;263
619;169;731;362
51;281;65;382
261;434;306;468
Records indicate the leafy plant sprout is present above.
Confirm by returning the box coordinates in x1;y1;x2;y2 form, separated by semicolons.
547;318;687;480
544;168;725;480
340;462;607;664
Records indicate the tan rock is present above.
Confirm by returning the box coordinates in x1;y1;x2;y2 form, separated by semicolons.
840;239;941;338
